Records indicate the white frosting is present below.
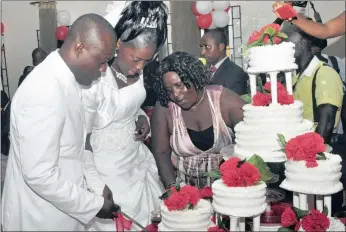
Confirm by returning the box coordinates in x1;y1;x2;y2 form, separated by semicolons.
298;217;345;232
158;199;214;231
247;42;298;73
212;180;267;217
280;153;343;195
234;101;314;162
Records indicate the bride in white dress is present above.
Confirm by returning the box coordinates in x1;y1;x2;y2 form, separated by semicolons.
81;2;168;230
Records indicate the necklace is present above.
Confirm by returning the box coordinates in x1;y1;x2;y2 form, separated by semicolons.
110;65;127;83
191;89;205;110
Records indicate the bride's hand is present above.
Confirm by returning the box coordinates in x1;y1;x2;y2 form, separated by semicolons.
135;115;150;141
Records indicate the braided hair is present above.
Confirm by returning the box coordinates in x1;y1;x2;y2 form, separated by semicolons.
115;1;168;51
153;51;212;107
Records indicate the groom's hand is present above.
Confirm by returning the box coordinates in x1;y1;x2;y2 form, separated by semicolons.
135;115;150;141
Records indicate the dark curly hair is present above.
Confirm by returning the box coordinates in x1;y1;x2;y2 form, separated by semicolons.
153;51;212;107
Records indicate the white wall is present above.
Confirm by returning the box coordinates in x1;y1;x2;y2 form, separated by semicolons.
1;1;111;98
56;1;111;24
2;1;39;98
2;1;345;98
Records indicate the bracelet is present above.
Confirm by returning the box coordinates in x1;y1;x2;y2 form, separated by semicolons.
167;182;176;189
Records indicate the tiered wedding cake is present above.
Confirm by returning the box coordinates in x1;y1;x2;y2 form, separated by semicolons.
158;185;214;231
233;24;314;163
211;155;272;231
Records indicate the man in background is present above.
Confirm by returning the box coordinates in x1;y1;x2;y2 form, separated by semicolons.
32;47;48;67
200;29;249;95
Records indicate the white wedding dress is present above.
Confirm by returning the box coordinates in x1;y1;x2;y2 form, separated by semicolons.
82;66;163;231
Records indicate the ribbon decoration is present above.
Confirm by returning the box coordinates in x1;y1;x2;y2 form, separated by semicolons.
113;213;132;232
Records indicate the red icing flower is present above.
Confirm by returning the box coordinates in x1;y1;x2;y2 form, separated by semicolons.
259;23;281;35
199;186;213;199
164;191;190;211
281;207;298;227
285;132;325;168
295;221;302;231
211;215;216;224
163;185;201;211
180;185;200;207
220;157;261;187
264;81;286;92
208;225;229;232
252;92;271;106
278;89;294;105
301;209;330;232
273;36;282;44
248;30;261;44
264;35;282;45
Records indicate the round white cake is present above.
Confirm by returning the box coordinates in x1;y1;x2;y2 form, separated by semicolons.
247;42;298;73
158;199;214;231
234;101;314;162
212;180;267;217
280;153;343;195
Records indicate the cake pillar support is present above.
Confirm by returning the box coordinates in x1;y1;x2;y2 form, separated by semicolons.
269;72;279;105
239;217;245;231
299;193;308;210
324;195;332;217
249;74;257;98
285;71;293;95
316;195;324;212
230;216;238;231
293;192;299;208
253;215;260;231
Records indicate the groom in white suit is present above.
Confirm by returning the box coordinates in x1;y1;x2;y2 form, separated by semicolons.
2;14;118;230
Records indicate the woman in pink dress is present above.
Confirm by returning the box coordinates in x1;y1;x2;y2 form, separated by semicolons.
151;51;245;188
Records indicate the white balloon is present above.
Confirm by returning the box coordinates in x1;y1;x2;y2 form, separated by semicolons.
212;1;230;11
57;10;71;26
212;10;230;28
196;1;213;15
208;20;217;29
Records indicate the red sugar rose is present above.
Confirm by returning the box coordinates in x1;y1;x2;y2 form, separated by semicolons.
281;207;298;227
301;209;330;232
199;186;213;199
263;35;282;45
248;30;261;44
264;81;286;92
208;225;229;232
252;92;271;106
278;89;294;105
220;157;261;187
164;191;190;211
285;132;325;167
180;185;200;206
259;23;281;35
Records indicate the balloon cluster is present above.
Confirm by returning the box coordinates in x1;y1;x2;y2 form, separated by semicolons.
192;1;231;29
56;10;71;41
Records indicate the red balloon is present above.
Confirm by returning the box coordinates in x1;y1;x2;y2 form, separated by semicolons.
225;6;231;13
192;2;201;16
1;22;4;35
55;26;69;41
196;14;213;29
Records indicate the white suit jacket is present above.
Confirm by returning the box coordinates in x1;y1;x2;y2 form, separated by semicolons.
1;51;104;231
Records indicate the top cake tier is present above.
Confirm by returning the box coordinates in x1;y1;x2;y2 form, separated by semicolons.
247;42;298;74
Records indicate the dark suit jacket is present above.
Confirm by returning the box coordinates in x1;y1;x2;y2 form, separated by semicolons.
209;58;249;95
